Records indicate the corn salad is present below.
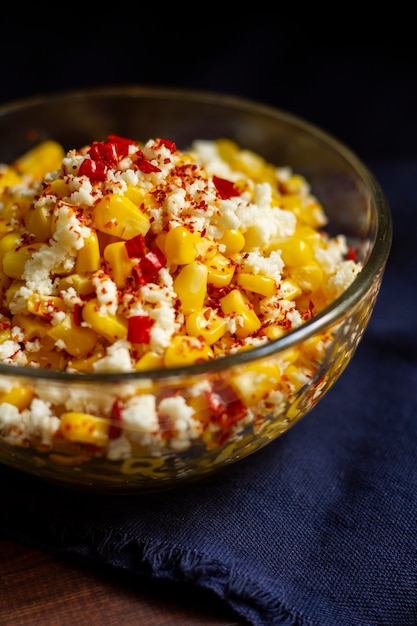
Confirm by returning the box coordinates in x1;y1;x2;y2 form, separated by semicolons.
0;135;362;467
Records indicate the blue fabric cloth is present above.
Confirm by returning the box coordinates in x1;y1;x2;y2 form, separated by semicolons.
1;158;416;626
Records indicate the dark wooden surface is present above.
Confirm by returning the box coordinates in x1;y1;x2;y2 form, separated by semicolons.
0;539;248;625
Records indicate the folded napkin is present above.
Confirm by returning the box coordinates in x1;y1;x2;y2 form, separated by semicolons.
1;158;416;626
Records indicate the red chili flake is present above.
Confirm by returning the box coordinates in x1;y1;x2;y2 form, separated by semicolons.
132;148;162;174
78;158;108;181
205;381;246;431
213;175;241;200
301;301;315;322
157;138;177;153
125;234;147;259
133;246;166;284
138;159;161;174
73;303;84;327
109;398;123;439
127;315;153;344
346;246;357;261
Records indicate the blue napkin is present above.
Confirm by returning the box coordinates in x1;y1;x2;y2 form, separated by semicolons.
1;158;416;626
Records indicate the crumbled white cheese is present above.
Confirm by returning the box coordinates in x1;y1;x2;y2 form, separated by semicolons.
93;340;133;373
92;273;118;316
121;394;159;433
243;250;284;281
325;260;363;299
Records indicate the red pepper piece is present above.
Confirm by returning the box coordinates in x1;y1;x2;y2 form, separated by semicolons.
347;246;357;261
107;134;138;158
213;175;241;200
125;234;147;259
206;381;246;430
127;315;153;344
133;246;166;284
72;303;84;327
109;398;123;439
88;141;118;168
132;149;162;174
78;157;108;181
138;160;161;174
157;138;177;153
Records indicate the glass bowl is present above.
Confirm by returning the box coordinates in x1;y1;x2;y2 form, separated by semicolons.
0;86;392;492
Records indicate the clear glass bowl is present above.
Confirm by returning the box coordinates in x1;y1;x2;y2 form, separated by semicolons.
0;86;392;492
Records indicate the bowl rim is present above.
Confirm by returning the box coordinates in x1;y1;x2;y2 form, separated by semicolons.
0;85;393;382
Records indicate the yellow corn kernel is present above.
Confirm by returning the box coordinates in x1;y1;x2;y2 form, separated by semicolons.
230;362;281;406
232;148;265;179
241;225;265;252
277;237;314;268
23;205;53;242
0;219;14;236
290;263;324;292
124;184;145;206
82;298;128;343
264;324;285;341
13;140;65;180
27;294;66;318
236;272;276;297
103;241;135;289
297;334;326;362
67;348;106;373
308;288;329;314
279;278;302;300
47;314;98;358
58;274;95;297
186;307;228;345
274;194;302;212
282;363;304;391
0;191;32;222
294;224;323;245
59;411;110;447
0;167;21;190
173;261;208;315
215;138;240;164
194;235;218;259
0;316;11;343
220;289;261;338
300;199;328;229
154;232;167;254
204;252;235;288
75;231;100;273
164;226;200;265
135;351;164;371
187;394;211;423
164;335;213;367
93;195;150;240
0;233;21;262
27;345;68;370
2;243;43;279
12;314;50;339
280;196;327;229
0;386;34;410
218;229;245;255
5;281;24;308
280;174;307;195
0;270;12;298
48;178;69;198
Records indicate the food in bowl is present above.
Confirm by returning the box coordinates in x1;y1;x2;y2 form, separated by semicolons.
0;88;391;490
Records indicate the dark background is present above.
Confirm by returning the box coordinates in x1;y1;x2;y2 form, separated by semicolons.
0;18;415;166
